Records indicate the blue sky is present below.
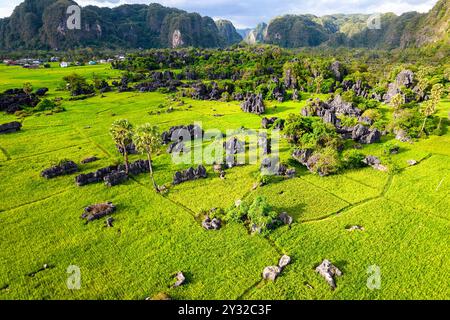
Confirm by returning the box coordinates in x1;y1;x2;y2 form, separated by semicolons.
0;0;439;28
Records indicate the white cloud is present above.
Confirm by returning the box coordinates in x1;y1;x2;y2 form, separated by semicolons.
0;0;439;28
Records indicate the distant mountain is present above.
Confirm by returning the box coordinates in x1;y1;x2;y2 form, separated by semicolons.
244;22;268;45
0;0;448;50
215;19;242;45
236;28;252;39
244;0;449;49
0;0;231;49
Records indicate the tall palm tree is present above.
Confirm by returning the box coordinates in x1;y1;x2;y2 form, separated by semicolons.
110;119;134;174
420;84;443;136
133;123;162;192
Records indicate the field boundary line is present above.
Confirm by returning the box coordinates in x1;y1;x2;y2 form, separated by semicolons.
0;188;72;213
73;126;113;158
0;145;11;160
297;177;352;205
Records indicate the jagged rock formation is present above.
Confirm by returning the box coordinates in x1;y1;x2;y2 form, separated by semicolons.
0;121;22;134
244;22;267;44
315;259;343;290
302;96;381;144
261;117;284;129
41;160;78;179
215;19;242;45
172;165;207;185
80;156;99;164
363;155;388;171
202;216;222;230
81;202;116;223
75;160;150;186
241;93;265;114
161;124;203;145
384;70;416;103
0;88;41;114
135;71;182;93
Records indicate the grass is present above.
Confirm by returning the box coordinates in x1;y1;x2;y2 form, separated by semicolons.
0;64;449;299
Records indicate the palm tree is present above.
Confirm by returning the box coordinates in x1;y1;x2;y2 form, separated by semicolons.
110;119;134;174
419;84;443;136
133;123;162;192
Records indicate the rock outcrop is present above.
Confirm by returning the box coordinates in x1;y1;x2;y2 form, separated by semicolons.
202;216;222;230
0;88;40;113
172;165;207;185
75;160;150;186
315;259;343;290
41;161;78;179
241;93;265;114
0;121;22;134
161;124;203;145
81;202;116;223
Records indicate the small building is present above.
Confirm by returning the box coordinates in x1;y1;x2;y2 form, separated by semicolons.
88;60;97;65
60;62;69;68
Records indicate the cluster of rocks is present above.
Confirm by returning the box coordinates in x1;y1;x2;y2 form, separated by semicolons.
189;82;227;100
268;77;286;102
362;156;388;172
341;79;372;99
75;160;150;186
302;96;381;144
338;124;381;144
261;117;285;130
260;158;295;178
302;95;361;125
241;93;265;115
0;121;21;134
161;124;203;145
117;142;138;155
0;88;41;113
41;160;78;179
224;137;246;167
258;134;271;155
81;202;116;223
135;71;182;93
262;255;291;281
172;165;207;185
292;149;327;176
81;156;99;164
315;259;343;290
201;216;222;230
384;70;416;103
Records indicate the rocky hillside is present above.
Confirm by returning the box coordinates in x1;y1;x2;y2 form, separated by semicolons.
246;0;449;49
215;19;242;45
0;0;228;49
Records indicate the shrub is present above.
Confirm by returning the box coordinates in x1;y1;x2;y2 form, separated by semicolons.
34;99;56;112
247;196;279;236
341;149;366;169
308;147;341;176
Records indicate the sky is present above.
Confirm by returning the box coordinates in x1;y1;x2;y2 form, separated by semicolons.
0;0;440;28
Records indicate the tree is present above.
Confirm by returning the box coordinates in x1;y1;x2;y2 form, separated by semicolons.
110;119;134;174
419;84;443;136
23;82;33;97
133;123;162;192
390;93;404;112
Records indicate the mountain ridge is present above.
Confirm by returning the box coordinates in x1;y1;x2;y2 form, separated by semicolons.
0;0;448;50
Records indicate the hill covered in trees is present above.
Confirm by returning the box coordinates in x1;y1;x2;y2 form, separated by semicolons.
0;0;242;50
0;0;448;50
248;0;449;49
